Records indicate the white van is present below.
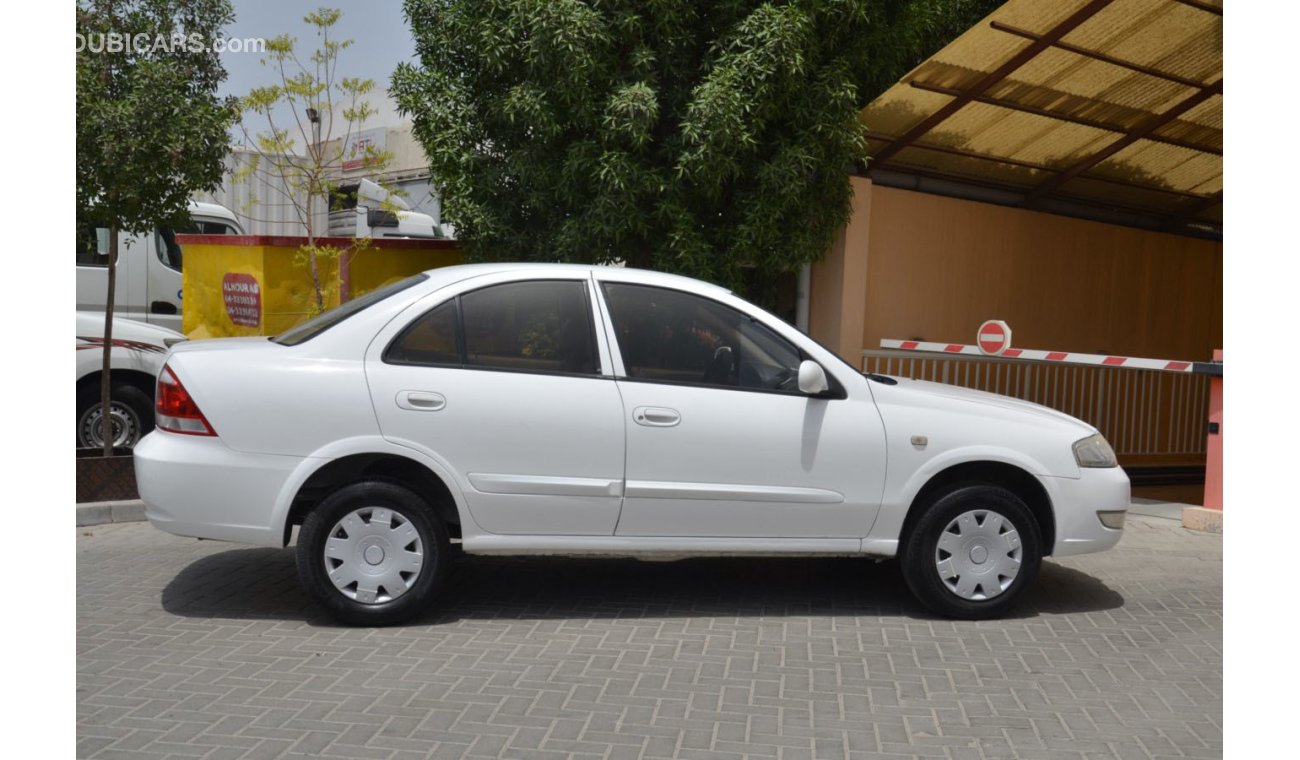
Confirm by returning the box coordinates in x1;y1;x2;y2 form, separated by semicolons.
76;201;245;333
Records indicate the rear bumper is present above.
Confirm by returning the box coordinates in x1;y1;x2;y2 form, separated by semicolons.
1041;467;1131;557
134;431;311;547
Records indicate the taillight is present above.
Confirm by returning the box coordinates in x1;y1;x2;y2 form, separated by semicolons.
156;364;216;436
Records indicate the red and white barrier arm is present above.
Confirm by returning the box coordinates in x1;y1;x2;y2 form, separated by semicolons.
876;339;1222;376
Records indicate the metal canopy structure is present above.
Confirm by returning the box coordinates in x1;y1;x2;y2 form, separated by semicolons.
860;0;1222;237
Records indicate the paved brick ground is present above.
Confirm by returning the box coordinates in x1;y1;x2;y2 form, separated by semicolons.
77;515;1221;759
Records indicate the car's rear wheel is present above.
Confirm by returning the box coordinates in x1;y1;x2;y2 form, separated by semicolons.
296;481;449;626
900;485;1042;619
77;382;153;450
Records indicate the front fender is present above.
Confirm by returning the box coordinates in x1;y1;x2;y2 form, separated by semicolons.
866;444;1066;549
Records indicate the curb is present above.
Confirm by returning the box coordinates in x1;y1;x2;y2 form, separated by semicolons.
1181;506;1223;534
77;500;146;527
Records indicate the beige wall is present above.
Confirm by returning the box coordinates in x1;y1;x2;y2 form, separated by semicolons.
809;176;872;362
812;181;1223;365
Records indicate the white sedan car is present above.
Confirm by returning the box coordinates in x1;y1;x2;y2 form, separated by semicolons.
76;311;185;449
137;264;1128;625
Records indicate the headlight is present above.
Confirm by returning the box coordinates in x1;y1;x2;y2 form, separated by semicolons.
1073;433;1117;468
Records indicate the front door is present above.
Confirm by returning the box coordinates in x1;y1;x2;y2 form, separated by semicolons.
596;280;886;538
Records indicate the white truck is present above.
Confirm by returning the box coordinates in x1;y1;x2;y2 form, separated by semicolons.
328;179;444;239
76;201;245;334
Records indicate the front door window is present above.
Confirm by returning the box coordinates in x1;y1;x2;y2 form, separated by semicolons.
602;282;803;393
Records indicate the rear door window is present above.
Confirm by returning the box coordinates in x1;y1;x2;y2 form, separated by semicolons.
384;280;599;376
461;281;598;375
384;300;461;366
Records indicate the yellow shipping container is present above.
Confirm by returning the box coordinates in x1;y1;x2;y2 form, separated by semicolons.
178;235;462;339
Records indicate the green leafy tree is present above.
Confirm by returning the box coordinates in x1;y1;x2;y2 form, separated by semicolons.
392;0;999;299
237;7;392;315
76;0;237;456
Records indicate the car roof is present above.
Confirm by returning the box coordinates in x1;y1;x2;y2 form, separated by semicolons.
418;262;734;298
271;263;738;353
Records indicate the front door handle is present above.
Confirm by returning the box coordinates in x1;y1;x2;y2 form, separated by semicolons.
396;390;446;412
633;406;680;427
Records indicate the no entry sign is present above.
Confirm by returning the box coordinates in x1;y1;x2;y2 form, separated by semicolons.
977;320;1012;355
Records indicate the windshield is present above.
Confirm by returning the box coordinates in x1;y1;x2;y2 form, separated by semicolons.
272;274;429;346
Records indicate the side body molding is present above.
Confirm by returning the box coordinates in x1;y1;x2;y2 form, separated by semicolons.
624;481;843;504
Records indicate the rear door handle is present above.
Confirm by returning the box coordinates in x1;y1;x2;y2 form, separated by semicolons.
633;406;680;427
396;390;446;412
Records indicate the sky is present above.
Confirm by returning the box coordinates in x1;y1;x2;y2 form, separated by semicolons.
218;1;418;140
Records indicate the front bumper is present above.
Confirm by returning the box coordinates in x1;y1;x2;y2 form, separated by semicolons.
1040;466;1130;557
134;431;312;547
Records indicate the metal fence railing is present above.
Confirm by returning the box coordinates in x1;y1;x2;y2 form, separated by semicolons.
862;350;1211;461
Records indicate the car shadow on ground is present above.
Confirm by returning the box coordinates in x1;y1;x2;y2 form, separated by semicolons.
160;546;1124;626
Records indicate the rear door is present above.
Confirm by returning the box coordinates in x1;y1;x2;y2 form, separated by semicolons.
366;273;627;535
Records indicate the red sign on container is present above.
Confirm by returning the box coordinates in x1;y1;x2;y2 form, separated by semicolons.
222;273;262;327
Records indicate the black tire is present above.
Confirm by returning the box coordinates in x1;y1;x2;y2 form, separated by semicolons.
76;382;154;450
900;485;1042;620
296;481;449;626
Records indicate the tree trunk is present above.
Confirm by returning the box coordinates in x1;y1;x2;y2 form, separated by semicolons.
306;243;324;313
305;191;324;313
100;225;119;457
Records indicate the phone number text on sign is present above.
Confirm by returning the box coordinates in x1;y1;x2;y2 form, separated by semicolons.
222;273;262;327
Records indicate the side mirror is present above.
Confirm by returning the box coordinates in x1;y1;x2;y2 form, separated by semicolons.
797;360;830;395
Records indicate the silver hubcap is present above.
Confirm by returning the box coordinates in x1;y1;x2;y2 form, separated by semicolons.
323;507;424;605
79;402;140;449
935;509;1023;601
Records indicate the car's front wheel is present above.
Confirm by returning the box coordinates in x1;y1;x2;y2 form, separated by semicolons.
296;481;449;626
900;485;1042;619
